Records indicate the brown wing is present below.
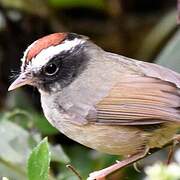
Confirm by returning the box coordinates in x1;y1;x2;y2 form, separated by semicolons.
88;75;180;125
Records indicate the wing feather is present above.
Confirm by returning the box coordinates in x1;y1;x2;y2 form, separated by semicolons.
88;75;180;125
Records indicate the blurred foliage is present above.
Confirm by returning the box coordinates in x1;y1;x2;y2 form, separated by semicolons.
0;112;69;179
0;0;179;179
0;0;49;17
48;0;105;9
156;28;180;73
145;163;180;180
136;10;177;60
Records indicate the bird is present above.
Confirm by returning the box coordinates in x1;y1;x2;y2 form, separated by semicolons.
8;32;180;179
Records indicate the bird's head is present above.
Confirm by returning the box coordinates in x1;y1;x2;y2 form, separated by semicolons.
8;32;90;93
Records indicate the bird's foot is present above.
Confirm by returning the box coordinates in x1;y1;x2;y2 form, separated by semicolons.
87;151;147;180
166;134;180;164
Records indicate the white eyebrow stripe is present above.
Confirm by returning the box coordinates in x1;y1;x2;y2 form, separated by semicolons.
21;40;37;71
27;38;85;69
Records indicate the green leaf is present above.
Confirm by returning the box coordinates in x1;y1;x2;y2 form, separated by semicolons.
27;137;50;180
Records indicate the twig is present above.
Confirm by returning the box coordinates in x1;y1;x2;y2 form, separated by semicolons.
89;137;180;179
66;164;83;180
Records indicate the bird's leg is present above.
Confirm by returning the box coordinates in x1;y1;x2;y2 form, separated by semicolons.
166;144;175;165
166;134;180;164
173;134;180;143
88;150;147;180
66;164;82;180
88;136;180;180
166;134;180;165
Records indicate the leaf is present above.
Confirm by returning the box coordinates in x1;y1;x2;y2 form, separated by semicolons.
5;108;58;135
27;137;50;180
0;120;31;164
0;112;68;179
136;10;177;60
0;119;36;179
155;28;180;73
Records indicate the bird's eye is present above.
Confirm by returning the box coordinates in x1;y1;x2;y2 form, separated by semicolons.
43;63;59;76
